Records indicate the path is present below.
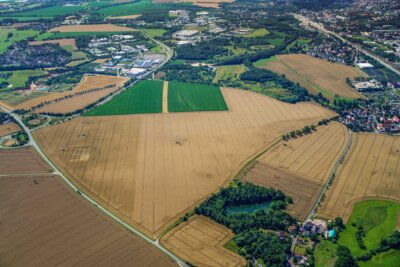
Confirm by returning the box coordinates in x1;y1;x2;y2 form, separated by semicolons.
305;129;353;221
162;81;169;113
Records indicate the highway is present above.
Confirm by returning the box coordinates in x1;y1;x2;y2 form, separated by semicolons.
294;14;400;76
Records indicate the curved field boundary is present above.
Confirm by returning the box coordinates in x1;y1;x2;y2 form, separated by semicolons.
319;133;400;222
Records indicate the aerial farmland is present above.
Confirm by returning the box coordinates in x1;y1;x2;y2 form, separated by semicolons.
1;0;399;266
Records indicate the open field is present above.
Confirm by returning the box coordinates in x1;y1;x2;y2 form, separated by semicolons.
85;80;163;116
0;27;39;54
319;134;400;222
263;54;366;100
168;82;228;112
0;174;177;266
141;28;167;38
314;239;338;267
0;70;47;90
35;88;335;237
161;215;246;267
0;122;20;137
243;122;349;220
338;200;400;257
18;75;128;111
98;0;175;17
107;14;141;20
48;24;135;33
213;65;247;83
0;147;52;174
360;249;400;267
29;38;77;50
5;5;83;18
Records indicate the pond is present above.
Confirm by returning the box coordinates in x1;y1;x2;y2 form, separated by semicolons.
225;202;272;214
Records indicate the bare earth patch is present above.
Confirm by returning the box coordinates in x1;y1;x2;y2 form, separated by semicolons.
48;24;135;32
319;133;400;222
161;215;246;267
0;122;21;137
264;54;366;100
34;88;335;237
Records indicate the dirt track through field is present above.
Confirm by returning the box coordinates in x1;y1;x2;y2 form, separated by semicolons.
162;81;168;113
264;54;366;100
161;215;246;267
319;133;400;222
243;123;348;220
34;88;335;237
0;175;177;266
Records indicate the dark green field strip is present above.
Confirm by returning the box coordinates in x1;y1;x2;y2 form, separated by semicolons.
85;80;163;116
168;81;228;112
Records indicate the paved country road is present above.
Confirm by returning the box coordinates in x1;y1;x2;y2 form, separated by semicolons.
294;14;400;76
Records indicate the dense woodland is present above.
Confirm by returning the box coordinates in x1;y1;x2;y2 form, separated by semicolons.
195;182;295;266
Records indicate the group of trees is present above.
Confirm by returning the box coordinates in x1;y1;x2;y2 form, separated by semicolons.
176;40;228;61
162;63;214;84
282;124;317;141
356;231;400;262
195;182;295;266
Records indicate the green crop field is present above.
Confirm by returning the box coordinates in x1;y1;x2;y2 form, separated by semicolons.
6;5;83;18
85;80;163;116
98;0;173;17
0;27;39;54
0;70;47;90
338;200;400;257
168;82;228;112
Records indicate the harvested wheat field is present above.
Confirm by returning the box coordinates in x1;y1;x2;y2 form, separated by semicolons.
0;122;20;137
34;88;335;237
243;122;349;220
264;54;366;100
319;133;400;222
29;38;77;50
161;215;246;267
0;146;52;174
0;175;177;267
18;75;128;112
49;24;135;32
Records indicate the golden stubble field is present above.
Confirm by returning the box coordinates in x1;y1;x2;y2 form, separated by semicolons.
34;88;336;237
18;75;128;112
29;38;77;50
0;122;20;137
161;215;246;267
319;133;400;222
243;122;349;220
264;54;366;100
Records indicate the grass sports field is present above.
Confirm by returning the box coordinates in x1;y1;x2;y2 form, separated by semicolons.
85;80;163;116
338;200;400;257
168;82;228;112
0;27;39;54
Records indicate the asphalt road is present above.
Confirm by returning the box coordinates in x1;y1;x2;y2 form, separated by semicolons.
294;14;400;76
